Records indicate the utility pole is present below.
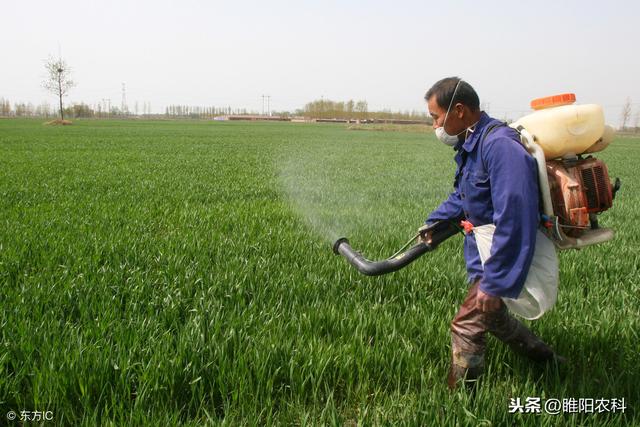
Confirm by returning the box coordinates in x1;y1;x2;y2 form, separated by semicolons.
266;95;271;116
261;95;265;116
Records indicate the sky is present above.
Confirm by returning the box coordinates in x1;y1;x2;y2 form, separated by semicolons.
2;0;639;125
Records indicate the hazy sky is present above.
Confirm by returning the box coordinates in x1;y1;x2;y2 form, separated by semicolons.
2;0;639;124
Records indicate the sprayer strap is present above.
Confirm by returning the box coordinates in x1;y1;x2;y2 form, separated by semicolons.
478;121;511;174
481;122;508;143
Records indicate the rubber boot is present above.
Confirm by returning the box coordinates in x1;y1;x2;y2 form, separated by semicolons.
488;307;565;364
448;280;488;391
503;323;566;364
447;350;484;391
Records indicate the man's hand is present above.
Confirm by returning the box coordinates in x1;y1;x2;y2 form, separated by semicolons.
476;288;502;312
418;224;432;245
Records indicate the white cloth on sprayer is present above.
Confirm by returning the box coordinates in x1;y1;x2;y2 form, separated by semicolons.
473;224;558;320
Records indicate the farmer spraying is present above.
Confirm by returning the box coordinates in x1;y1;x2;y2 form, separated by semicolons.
333;78;618;391
423;77;563;390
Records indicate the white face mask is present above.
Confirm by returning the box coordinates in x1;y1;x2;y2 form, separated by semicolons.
434;79;466;146
435;126;465;146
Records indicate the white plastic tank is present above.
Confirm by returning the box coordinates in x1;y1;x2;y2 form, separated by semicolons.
512;93;605;160
584;124;615;154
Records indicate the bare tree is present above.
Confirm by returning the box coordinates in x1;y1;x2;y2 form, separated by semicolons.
346;99;354;119
620;97;632;131
0;97;10;116
42;56;75;121
355;100;368;120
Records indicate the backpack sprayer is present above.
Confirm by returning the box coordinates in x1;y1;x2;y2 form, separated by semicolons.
333;94;621;275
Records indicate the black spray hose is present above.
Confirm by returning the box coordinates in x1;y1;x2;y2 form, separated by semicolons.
332;220;461;276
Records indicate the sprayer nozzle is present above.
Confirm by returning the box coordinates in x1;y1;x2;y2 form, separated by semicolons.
332;237;349;255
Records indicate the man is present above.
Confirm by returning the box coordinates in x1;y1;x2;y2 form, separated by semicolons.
422;77;563;391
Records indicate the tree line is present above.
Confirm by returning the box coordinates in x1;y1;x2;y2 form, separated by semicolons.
6;94;640;130
300;98;429;121
0;96;431;122
164;105;255;118
0;98;153;119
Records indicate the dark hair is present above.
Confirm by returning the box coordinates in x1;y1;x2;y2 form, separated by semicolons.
425;77;480;112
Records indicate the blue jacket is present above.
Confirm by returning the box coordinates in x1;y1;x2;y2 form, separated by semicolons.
426;112;539;298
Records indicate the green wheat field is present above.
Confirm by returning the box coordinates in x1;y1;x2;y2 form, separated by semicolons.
1;119;638;426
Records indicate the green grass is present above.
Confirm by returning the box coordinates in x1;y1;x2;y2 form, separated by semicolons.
0;118;638;426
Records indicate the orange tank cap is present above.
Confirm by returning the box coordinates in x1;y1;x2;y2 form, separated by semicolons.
530;93;576;110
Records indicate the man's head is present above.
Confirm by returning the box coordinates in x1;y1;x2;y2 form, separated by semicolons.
425;77;481;138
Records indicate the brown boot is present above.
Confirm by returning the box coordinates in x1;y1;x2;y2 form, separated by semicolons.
503;322;566;363
447;362;483;391
447;350;484;391
448;280;488;391
488;307;565;363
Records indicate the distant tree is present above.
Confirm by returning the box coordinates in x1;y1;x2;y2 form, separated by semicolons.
71;103;94;118
14;102;35;117
36;102;51;117
0;98;10;116
634;108;640;133
42;56;75;121
14;103;25;117
355;100;368;119
346;100;354;118
620;97;632;131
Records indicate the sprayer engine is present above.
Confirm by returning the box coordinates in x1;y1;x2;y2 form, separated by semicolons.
547;156;618;237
